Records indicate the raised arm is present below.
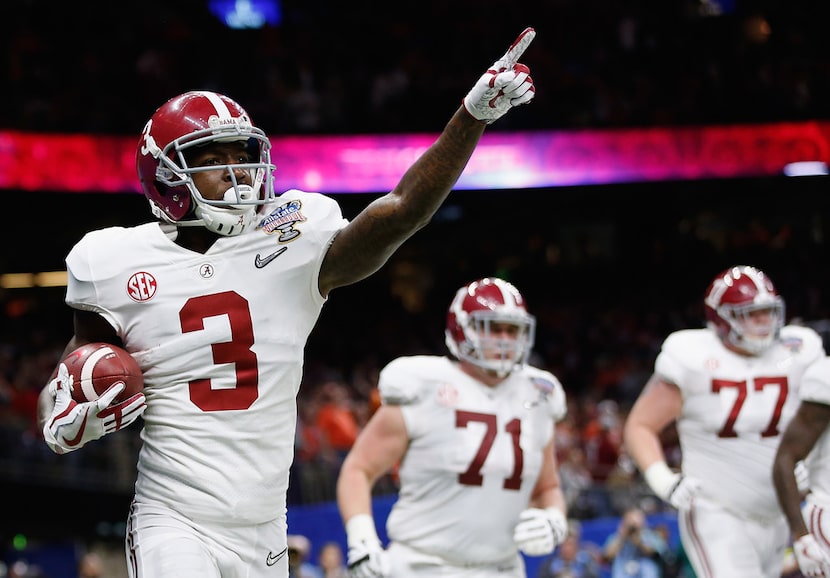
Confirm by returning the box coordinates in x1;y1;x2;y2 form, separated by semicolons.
319;28;536;297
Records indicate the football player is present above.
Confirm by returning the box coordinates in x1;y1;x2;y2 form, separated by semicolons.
773;356;830;578
336;277;569;578
624;265;825;578
36;28;538;578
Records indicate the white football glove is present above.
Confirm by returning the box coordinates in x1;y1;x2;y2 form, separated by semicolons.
513;507;568;556
43;363;146;454
794;534;830;578
463;27;536;124
644;462;702;510
345;514;389;578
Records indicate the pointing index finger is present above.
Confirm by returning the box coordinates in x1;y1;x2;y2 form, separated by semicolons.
501;27;536;68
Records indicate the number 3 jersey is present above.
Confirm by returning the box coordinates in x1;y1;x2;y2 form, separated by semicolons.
655;326;824;521
64;190;348;525
379;355;567;564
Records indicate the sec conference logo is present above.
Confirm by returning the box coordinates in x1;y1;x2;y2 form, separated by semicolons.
127;271;157;302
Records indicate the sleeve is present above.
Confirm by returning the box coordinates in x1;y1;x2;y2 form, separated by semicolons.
64;232;121;332
549;376;567;422
377;357;428;406
653;332;685;385
279;190;349;303
538;375;568;421
800;357;830;405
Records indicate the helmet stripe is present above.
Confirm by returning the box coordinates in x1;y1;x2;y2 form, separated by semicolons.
196;90;233;119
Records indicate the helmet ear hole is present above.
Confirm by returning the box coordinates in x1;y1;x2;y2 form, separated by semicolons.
152;180;168;197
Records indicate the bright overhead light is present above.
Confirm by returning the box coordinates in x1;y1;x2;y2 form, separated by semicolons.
783;161;829;177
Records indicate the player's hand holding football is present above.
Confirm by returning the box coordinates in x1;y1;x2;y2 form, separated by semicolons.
42;363;146;454
513;507;568;556
345;514;389;578
794;534;830;578
463;27;536;124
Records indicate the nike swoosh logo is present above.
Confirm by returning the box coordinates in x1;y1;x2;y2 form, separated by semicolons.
266;547;287;566
63;411;89;447
255;247;287;269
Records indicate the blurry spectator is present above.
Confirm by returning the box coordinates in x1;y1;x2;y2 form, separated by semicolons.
290;393;330;504
315;380;360;460
288;535;321;578
536;520;602;578
604;448;643;515
78;552;103;578
7;561;46;578
317;541;348;578
602;507;668;578
582;399;624;483
557;446;599;518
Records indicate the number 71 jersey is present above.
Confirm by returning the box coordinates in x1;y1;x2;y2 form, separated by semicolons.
655;325;824;521
379;355;567;563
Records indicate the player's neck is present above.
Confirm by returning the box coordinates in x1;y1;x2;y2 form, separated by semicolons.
173;226;222;254
458;360;506;388
724;340;757;357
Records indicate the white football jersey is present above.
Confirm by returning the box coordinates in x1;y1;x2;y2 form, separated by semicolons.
65;190;348;525
655;326;824;521
797;356;830;507
379;355;567;564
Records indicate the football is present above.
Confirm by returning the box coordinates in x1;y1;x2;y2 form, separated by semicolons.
57;342;144;404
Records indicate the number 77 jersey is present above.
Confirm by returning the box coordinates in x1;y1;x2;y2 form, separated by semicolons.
655;325;825;521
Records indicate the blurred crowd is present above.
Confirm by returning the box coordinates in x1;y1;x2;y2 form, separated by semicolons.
5;1;830;136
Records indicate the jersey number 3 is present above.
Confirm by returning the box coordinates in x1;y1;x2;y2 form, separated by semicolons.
181;291;259;411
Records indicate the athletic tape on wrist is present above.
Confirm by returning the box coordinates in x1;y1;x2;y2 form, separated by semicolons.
644;461;677;501
346;514;379;547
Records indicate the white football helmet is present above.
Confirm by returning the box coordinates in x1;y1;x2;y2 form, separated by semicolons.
136;90;276;236
704;265;785;355
445;277;536;377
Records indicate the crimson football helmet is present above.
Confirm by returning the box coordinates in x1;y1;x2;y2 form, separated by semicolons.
445;277;536;377
136;91;276;236
704;265;785;355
